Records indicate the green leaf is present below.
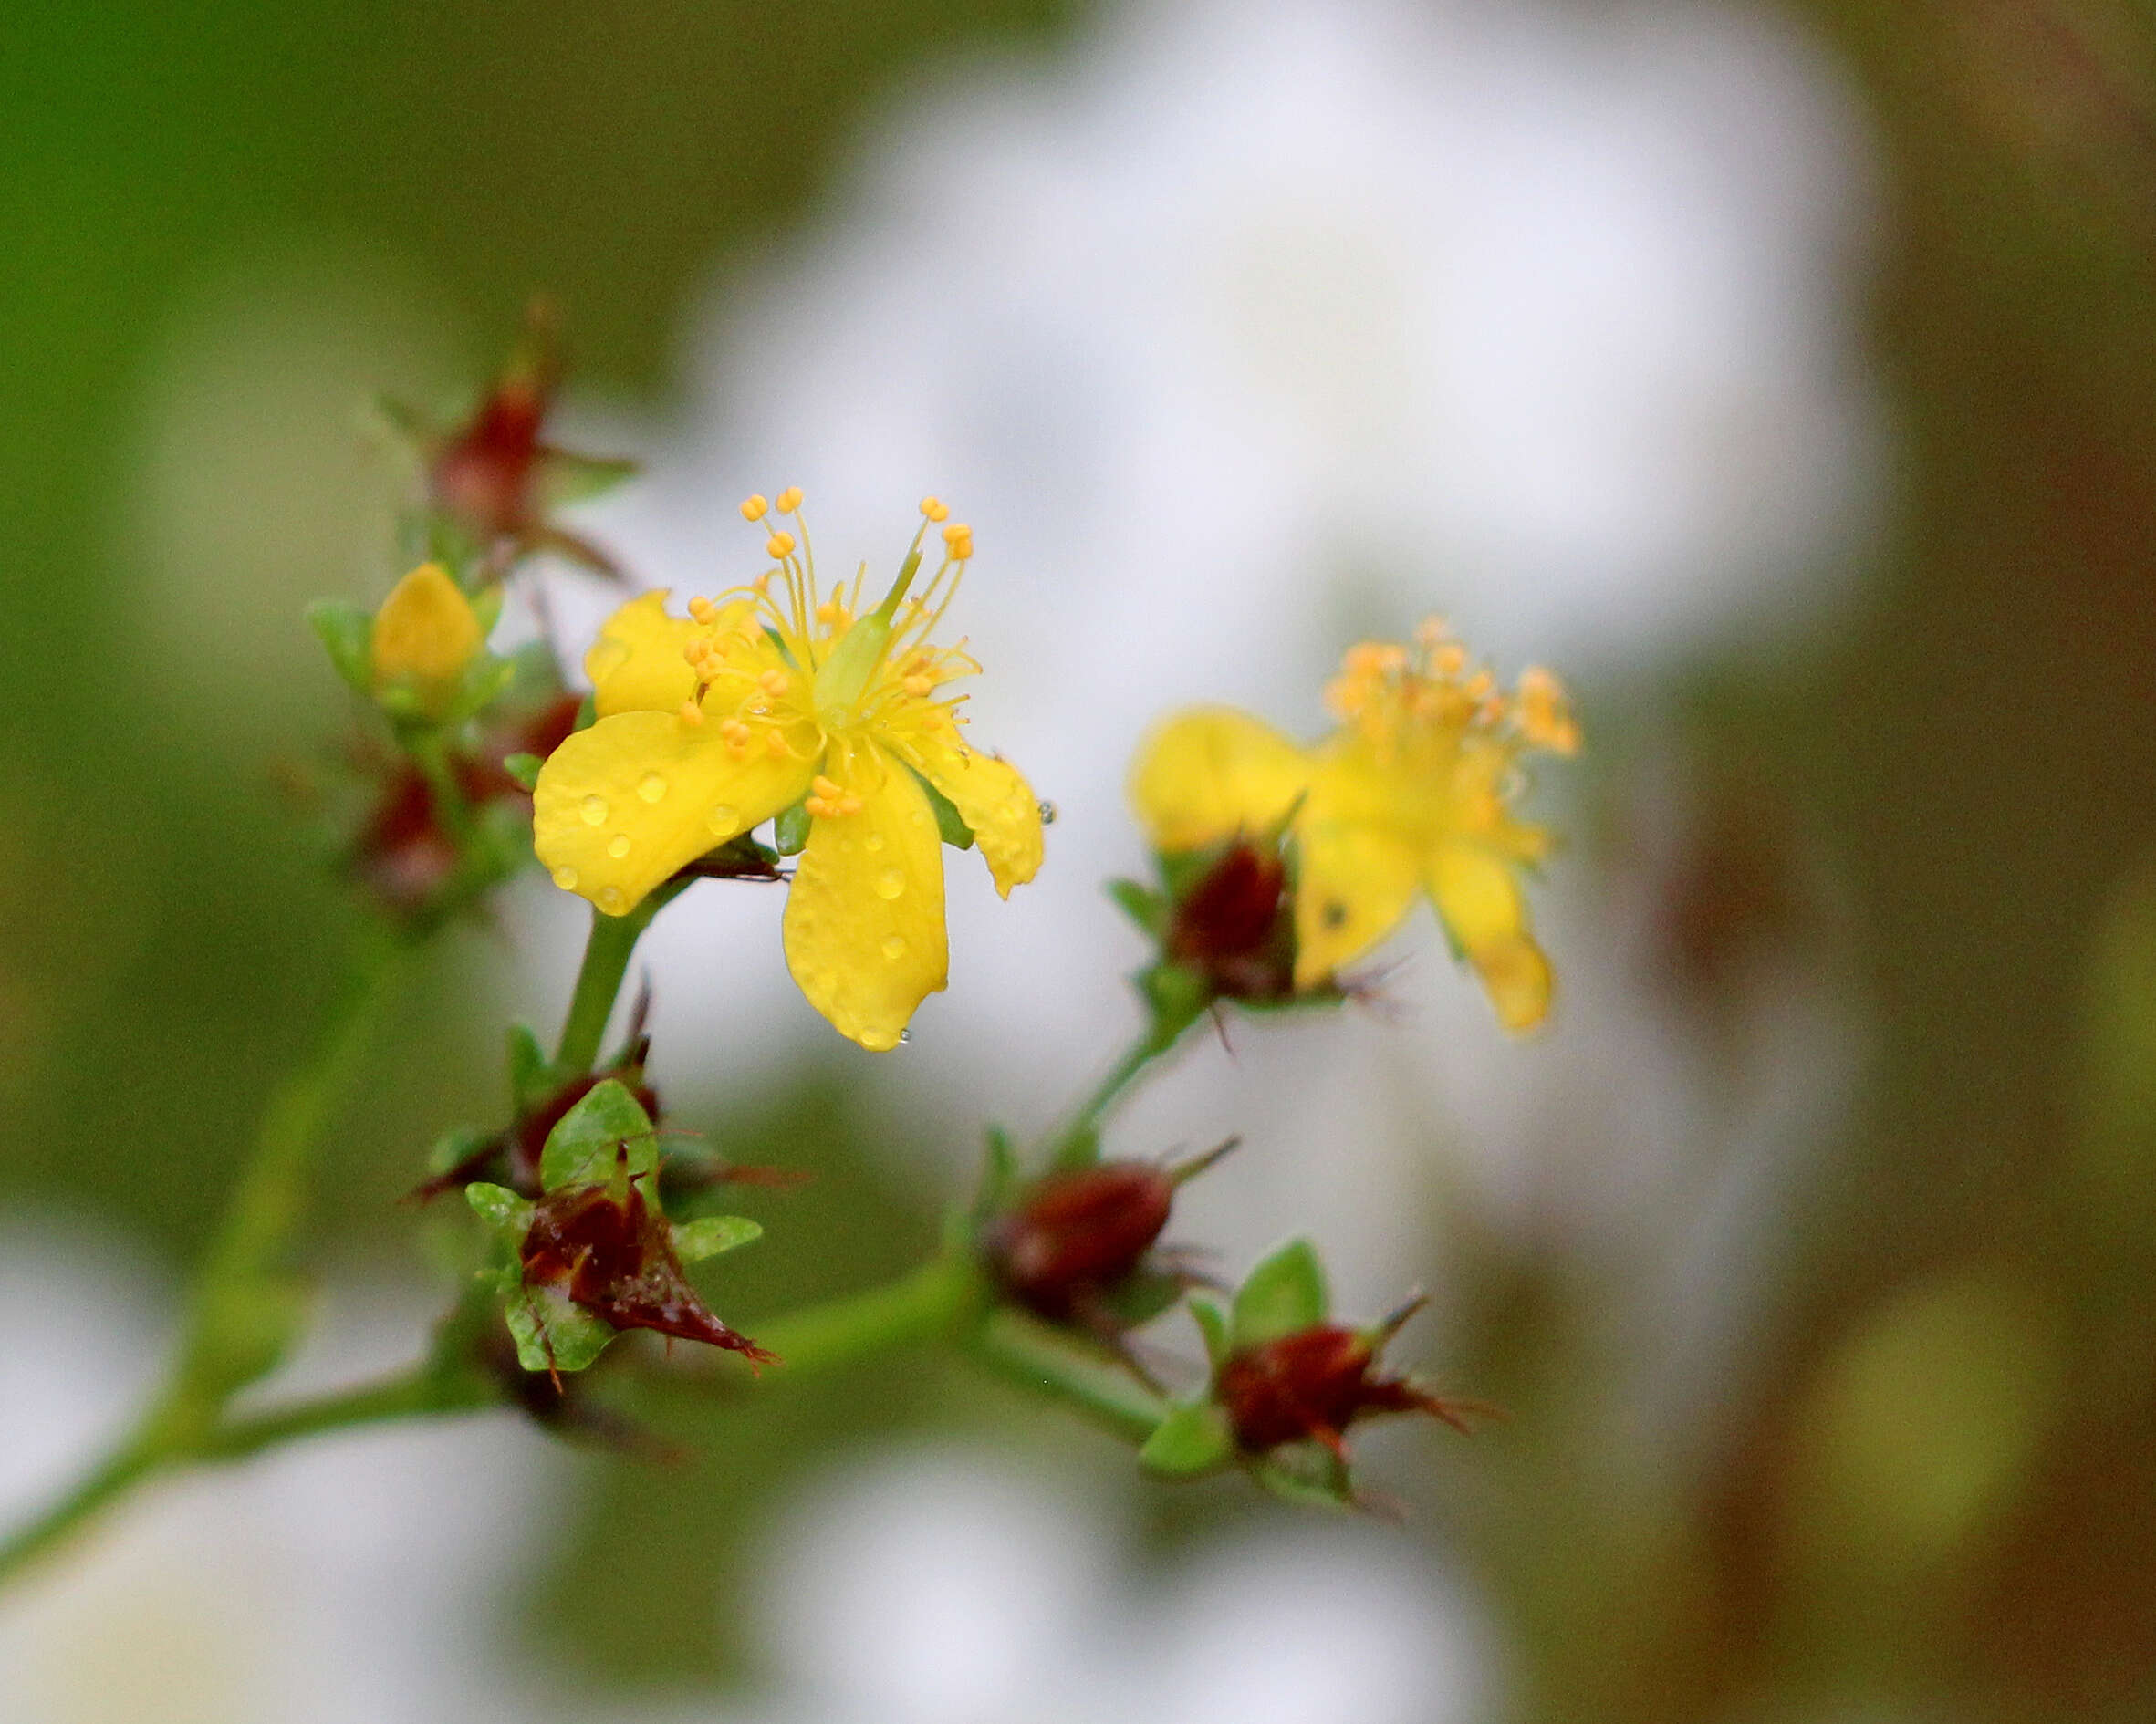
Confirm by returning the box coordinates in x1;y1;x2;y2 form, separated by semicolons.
470;582;506;635
306;599;373;692
671;1215;763;1262
1139;1402;1236;1477
505;1284;617;1374
428;1124;493;1176
1190;1297;1233;1371
1232;1238;1329;1349
901;760;976;851
501;753;543;793
1107;878;1167;937
505;1023;550;1106
539;450;641;507
465;1181;535;1234
772;799;811;857
539;1077;658;1191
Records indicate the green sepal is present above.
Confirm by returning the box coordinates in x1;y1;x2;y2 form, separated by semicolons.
1140;1402;1237;1477
539;1078;658;1190
1140;961;1212;1041
902;760;976;851
464;1180;535;1235
443;652;519;726
306;599;374;693
539;449;640;508
1190;1297;1233;1372
671;1214;763;1262
506;1023;550;1106
772;799;812;857
502;753;543;792
1107;878;1168;938
1049;1122;1101;1175
1232;1238;1329;1349
576;692;597;731
1254;1448;1356;1511
427;1124;494;1177
1098;1266;1187;1328
974;1124;1020;1224
505;1283;616;1375
470;581;506;633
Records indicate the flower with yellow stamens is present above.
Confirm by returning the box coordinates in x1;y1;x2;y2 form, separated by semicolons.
533;493;1045;1050
1130;618;1577;1033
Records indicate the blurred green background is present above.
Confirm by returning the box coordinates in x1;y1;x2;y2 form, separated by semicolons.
9;1;2156;1719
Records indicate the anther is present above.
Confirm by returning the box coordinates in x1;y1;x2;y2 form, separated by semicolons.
689;596;719;625
759;668;790;696
766;531;797;559
776;486;804;514
678;700;705;726
812;774;844;800
740;495;769;522
920;496;949;522
904;674;935;698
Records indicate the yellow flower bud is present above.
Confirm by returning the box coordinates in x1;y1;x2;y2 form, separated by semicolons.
370;563;485;717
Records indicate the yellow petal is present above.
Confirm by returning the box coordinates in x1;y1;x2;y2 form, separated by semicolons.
370;563;484;706
1129;707;1312;852
898;733;1044;898
1428;844;1551;1033
584;590;701;718
534;711;813;915
783;740;948;1050
1290;815;1422;988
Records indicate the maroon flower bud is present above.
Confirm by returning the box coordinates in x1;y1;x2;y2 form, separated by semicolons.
1166;840;1299;1002
519;1158;773;1367
1217;1304;1474;1464
420;302;631;579
989;1161;1175;1322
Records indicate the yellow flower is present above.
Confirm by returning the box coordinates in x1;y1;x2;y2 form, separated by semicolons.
534;493;1044;1051
1130;619;1578;1033
370;562;485;716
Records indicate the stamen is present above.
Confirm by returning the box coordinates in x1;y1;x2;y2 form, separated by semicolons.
689;596;719;625
920;496;949;522
758;668;790;696
678;700;704;726
766;531;797;560
776;485;804;514
740;495;769;522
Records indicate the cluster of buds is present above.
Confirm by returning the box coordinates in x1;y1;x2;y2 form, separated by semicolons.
303;317;643;928
1138;1240;1479;1508
463;1078;773;1381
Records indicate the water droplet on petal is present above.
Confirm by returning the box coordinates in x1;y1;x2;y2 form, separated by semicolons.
1037;801;1058;826
899;1027;912;1045
552;866;578;890
638;773;668;804
881;935;907;961
874;867;905;900
866;833;885;853
707;803;738;836
580;795;609;826
598;888;627;914
608;835;631;858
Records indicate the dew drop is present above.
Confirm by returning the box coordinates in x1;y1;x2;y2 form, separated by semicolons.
551;866;578;890
899;1027;912;1044
707;803;739;836
874;867;905;900
1037;800;1058;826
608;835;631;858
866;833;885;853
599;887;627;914
637;773;668;804
881;935;908;961
580;795;609;826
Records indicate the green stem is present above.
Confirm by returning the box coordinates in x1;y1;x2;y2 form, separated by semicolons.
968;1309;1169;1444
1050;1008;1203;1162
0;930;409;1594
407;728;474;846
554;898;660;1075
196;1366;492;1462
755;1252;986;1376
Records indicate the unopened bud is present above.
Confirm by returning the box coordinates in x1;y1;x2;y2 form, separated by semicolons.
988;1161;1175;1322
